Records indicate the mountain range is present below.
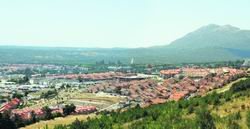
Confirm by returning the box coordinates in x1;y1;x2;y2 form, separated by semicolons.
0;24;250;64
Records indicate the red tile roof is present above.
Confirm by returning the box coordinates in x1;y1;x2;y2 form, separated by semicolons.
0;98;21;113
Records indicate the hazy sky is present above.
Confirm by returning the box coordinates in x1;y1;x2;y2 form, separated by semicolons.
0;0;249;48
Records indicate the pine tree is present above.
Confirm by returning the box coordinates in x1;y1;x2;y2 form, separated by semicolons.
195;108;216;129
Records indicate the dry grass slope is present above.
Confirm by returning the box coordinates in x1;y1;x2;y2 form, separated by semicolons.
22;114;96;129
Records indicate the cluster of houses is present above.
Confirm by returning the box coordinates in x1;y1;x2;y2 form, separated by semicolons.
10;105;97;120
87;79;172;106
47;72;131;81
1;101;97;121
0;98;22;113
160;68;212;79
158;67;246;101
87;67;246;106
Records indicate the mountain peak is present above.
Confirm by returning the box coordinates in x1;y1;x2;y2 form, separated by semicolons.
168;24;250;49
198;24;240;32
203;24;221;28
